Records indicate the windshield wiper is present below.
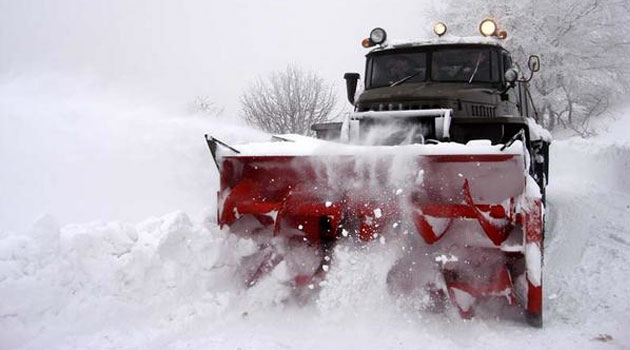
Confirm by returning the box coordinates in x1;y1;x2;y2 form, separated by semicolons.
468;54;482;84
390;70;423;87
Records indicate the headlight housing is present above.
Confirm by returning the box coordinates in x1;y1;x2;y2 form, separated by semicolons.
479;19;498;37
433;22;447;37
369;27;387;45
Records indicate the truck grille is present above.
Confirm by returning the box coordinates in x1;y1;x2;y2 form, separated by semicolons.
358;101;496;118
470;104;496;117
358;102;444;112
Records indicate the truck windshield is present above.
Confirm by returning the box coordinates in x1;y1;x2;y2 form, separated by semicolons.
370;52;427;88
431;48;499;82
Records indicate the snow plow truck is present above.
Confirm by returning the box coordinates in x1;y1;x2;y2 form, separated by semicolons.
206;20;551;327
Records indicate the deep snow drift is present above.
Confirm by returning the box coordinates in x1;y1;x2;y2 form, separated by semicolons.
1;77;629;349
0;74;268;232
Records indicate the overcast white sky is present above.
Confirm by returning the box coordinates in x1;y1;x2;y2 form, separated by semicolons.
0;0;437;113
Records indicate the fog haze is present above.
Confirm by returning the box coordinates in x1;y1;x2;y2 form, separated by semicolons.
1;0;433;112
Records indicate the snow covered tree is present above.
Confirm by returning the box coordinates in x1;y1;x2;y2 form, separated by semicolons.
430;0;630;135
240;65;337;135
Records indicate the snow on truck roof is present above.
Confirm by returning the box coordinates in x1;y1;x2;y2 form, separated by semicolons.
371;36;506;53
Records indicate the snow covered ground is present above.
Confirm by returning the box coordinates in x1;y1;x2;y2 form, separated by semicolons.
1;77;629;349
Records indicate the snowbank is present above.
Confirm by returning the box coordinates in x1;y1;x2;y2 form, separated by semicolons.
0;74;267;232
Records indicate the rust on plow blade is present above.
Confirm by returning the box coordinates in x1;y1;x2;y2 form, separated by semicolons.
215;152;544;327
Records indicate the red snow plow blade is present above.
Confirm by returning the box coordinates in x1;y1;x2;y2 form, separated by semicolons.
207;136;544;327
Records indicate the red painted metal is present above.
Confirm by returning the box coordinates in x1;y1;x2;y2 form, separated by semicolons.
413;212;454;244
524;199;544;321
445;265;519;319
214;152;543;325
461;179;514;245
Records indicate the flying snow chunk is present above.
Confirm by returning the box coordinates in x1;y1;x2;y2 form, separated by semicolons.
270;261;291;282
325;201;332;208
373;208;383;219
435;254;459;264
395;188;403;195
416;169;425;185
451;287;475;312
341;229;349;237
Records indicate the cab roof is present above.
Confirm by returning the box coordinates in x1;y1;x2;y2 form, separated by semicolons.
369;36;506;53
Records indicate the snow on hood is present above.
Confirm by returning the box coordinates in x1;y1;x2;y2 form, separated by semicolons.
217;134;525;158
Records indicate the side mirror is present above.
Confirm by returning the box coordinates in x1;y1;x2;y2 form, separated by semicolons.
343;73;360;105
504;68;519;84
528;55;541;73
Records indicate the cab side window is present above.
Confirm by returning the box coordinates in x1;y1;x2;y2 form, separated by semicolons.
490;50;500;81
503;53;513;73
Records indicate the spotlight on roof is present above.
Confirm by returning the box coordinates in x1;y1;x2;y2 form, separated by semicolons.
369;27;387;45
479;18;498;37
433;22;448;37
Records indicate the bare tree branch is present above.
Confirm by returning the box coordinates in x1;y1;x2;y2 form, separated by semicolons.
434;0;630;137
240;65;337;135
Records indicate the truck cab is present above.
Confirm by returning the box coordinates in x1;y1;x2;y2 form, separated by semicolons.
358;42;514;116
312;24;550;199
